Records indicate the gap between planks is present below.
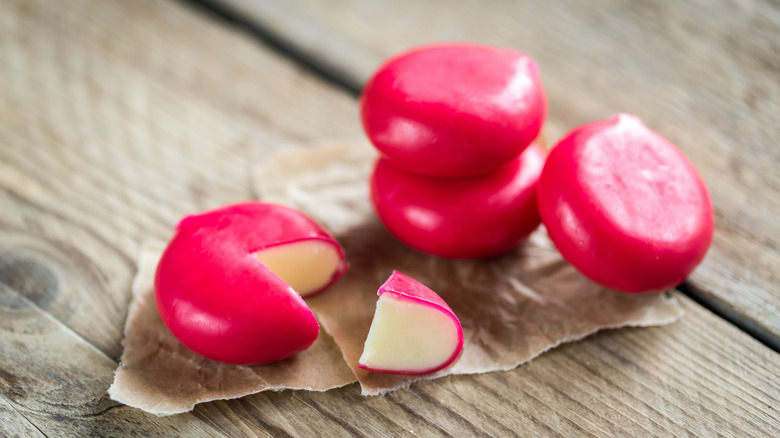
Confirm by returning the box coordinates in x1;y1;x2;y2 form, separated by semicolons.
176;0;780;355
679;282;780;352
176;0;362;96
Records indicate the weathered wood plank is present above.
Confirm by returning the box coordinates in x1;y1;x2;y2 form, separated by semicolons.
0;395;45;438
0;282;225;436
215;0;780;346
0;0;360;362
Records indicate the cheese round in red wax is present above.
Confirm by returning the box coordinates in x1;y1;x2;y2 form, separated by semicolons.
155;201;347;365
371;143;546;259
360;43;547;178
537;114;714;293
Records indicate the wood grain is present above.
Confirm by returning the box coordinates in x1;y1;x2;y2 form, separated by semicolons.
0;395;45;438
216;0;780;347
0;0;778;435
0;0;360;362
0;282;225;436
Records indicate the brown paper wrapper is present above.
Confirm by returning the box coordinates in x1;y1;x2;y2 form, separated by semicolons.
253;140;684;395
110;139;683;414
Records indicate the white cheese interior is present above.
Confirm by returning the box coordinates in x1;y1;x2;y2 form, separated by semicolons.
253;240;341;296
359;294;458;372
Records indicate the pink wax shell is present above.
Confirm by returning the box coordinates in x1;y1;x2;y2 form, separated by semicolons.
360;42;547;178
371;143;546;259
537;114;715;293
154;201;348;365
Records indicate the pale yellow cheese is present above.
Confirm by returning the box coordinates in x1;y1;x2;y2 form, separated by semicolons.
359;294;458;371
253;240;341;296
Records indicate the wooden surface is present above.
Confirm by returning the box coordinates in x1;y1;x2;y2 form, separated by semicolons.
0;0;778;436
219;0;780;350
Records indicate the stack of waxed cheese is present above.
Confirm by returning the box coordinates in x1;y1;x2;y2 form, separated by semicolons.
361;43;714;295
360;43;549;259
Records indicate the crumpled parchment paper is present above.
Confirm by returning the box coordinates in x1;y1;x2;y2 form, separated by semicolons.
109;139;683;414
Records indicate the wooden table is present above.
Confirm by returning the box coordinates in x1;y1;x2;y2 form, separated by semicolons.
1;0;778;435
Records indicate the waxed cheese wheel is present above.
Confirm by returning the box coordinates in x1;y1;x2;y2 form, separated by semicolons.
361;43;547;178
537;114;714;293
155;202;347;365
371;143;546;259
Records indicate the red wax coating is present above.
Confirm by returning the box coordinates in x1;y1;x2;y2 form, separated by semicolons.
537;114;714;293
154;201;347;365
371;143;546;259
359;271;464;376
360;43;547;177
